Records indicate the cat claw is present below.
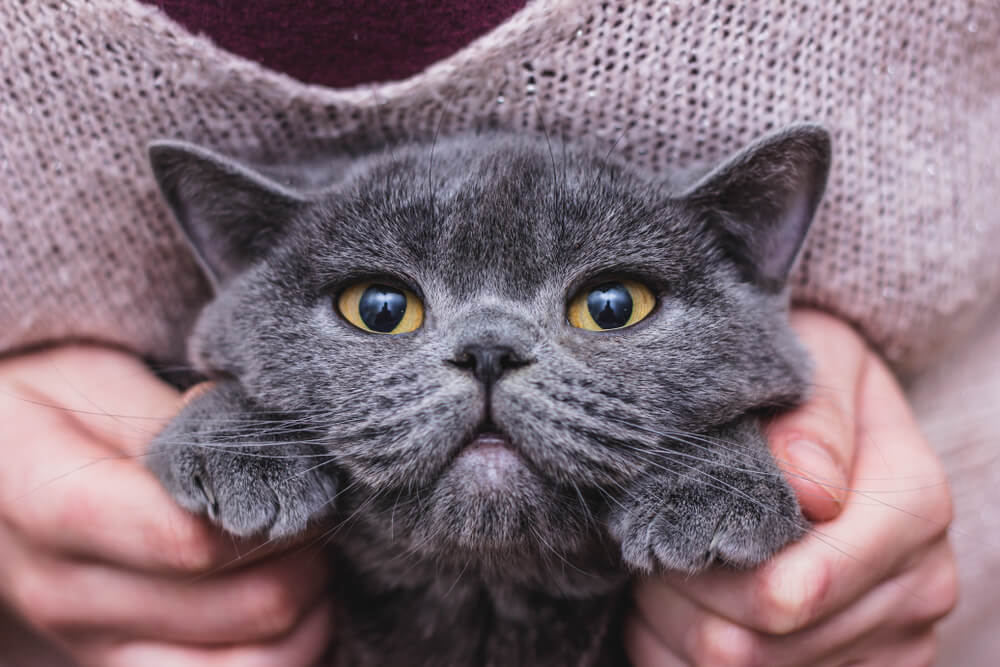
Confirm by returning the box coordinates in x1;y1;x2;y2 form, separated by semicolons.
192;473;220;520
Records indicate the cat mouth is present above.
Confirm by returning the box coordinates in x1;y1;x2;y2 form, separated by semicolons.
462;422;517;454
447;421;535;485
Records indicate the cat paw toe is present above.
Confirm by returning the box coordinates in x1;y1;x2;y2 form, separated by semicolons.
151;440;337;540
611;489;806;575
204;453;338;540
705;507;807;568
208;473;282;538
613;504;714;574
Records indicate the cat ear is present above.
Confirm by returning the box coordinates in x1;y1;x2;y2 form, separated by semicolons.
682;124;832;291
148;141;307;289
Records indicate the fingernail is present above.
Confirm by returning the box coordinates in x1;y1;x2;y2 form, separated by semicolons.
179;381;216;408
785;439;847;506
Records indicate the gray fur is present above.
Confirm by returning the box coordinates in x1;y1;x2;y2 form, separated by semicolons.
147;125;831;666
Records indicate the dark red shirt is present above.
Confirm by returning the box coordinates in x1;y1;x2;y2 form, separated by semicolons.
141;0;527;88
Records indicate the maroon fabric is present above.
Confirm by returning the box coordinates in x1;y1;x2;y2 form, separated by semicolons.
140;0;528;88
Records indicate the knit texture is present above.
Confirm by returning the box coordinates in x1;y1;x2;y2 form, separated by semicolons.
1;0;999;369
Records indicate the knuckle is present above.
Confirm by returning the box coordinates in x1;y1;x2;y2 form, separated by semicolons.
771;393;850;448
909;464;954;532
754;557;830;634
805;391;852;433
3;485;57;536
55;491;99;536
691;619;762;667
7;567;37;613
153;522;219;574
927;488;954;529
922;555;959;622
0;502;22;532
10;568;62;629
243;575;301;639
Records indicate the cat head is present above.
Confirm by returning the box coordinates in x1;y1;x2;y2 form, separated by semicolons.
149;126;830;562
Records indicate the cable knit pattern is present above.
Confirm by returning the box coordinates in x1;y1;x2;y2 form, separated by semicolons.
1;0;999;368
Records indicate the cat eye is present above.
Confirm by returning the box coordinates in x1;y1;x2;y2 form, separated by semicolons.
567;280;655;331
338;282;424;334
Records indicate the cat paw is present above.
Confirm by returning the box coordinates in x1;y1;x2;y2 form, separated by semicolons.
153;440;337;539
610;475;807;574
149;385;339;540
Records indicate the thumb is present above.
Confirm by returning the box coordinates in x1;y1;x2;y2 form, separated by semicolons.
767;310;868;522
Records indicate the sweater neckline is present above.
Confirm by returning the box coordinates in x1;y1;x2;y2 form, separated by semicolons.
132;0;529;89
122;0;564;104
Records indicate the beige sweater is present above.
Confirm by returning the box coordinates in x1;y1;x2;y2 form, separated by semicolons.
1;1;999;664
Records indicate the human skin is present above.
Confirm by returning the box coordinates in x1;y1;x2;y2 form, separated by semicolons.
0;310;957;665
626;310;958;666
0;346;332;666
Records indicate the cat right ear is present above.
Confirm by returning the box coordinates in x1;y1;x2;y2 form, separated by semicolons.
681;124;832;292
148;141;306;290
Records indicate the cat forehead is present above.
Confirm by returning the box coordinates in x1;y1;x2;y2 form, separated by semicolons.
292;138;701;296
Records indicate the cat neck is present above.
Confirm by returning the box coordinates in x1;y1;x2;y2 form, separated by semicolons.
329;520;630;666
330;544;629;667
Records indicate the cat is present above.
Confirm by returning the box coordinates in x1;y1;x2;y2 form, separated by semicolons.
147;124;831;666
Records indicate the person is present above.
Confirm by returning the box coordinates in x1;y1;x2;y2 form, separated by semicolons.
2;1;994;664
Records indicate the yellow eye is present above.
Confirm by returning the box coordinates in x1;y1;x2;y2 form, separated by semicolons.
568;280;656;331
338;282;424;334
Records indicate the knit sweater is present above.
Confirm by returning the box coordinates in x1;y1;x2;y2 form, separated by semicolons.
2;0;999;371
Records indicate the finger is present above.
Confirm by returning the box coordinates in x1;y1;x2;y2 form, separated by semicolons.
634;539;953;666
768;310;867;521
179;381;217;410
633;579;762;666
797;539;956;665
97;598;333;667
624;612;688;667
662;352;951;635
0;344;183;455
771;538;955;663
822;630;937;667
13;548;330;645
0;398;270;573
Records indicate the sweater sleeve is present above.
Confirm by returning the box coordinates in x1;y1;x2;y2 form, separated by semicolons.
2;0;999;371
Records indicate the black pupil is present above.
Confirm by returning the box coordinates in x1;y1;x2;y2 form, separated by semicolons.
587;282;633;329
358;285;407;332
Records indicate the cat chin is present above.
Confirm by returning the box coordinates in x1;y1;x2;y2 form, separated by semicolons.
417;446;557;552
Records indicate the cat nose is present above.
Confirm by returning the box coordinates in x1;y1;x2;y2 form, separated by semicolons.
451;344;530;386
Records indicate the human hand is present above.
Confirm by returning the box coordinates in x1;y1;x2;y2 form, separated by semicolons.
0;345;333;666
626;309;958;666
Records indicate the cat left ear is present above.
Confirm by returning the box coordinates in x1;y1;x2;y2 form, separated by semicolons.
148;141;307;290
682;124;832;292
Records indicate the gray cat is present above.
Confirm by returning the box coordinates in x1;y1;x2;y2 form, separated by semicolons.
148;124;831;666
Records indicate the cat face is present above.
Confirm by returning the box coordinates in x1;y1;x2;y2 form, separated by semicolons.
149;128;830;558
